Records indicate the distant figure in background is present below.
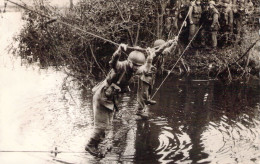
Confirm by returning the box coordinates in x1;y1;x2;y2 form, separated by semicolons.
188;0;202;47
201;1;220;50
233;0;245;44
219;0;233;46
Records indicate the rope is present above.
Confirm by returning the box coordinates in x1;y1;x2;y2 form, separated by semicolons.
176;8;191;39
0;150;86;154
5;0;147;53
149;8;193;99
153;7;191;50
232;38;260;64
151;25;203;99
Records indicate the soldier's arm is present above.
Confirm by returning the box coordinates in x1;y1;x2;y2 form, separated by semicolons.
109;50;120;69
109;44;127;69
146;48;155;71
135;48;155;75
154;40;174;55
188;5;194;24
212;9;219;26
162;39;178;55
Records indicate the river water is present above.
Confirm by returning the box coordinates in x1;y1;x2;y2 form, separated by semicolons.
0;12;260;164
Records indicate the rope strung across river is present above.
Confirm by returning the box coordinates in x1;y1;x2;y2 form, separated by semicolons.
0;148;87;156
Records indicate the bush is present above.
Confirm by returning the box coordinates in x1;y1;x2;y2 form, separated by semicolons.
12;0;171;81
12;0;260;84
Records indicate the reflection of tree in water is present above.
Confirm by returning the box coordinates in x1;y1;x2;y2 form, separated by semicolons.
135;121;160;163
214;81;260;115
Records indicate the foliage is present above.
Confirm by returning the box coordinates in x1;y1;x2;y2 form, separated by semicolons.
11;0;260;84
12;0;170;82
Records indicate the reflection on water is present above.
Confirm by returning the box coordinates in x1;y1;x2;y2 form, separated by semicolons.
146;76;260;164
1;12;260;164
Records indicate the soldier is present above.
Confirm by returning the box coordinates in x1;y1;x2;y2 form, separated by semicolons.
233;0;245;43
165;8;174;38
201;1;220;49
188;0;202;47
85;44;147;157
219;0;233;45
177;0;190;31
136;39;177;118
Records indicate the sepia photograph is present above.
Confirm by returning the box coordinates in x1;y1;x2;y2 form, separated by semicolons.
0;0;260;163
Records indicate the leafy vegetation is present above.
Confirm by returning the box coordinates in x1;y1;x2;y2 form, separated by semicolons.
11;0;260;84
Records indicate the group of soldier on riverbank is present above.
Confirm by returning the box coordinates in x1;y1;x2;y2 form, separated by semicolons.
165;0;255;50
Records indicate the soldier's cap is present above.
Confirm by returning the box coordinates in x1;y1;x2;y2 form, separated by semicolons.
208;1;216;5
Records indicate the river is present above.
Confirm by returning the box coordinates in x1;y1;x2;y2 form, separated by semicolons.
0;12;260;164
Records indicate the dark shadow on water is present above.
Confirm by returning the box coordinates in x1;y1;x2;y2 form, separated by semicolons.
132;75;260;164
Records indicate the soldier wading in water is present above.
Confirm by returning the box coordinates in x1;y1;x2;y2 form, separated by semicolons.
85;44;149;157
85;40;176;157
136;39;177;118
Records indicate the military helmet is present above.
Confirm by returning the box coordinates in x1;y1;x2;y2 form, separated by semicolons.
208;1;216;5
153;39;166;48
128;51;146;66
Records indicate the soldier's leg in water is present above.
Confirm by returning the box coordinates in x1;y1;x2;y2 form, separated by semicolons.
136;78;150;118
137;78;149;111
86;90;114;156
103;111;114;152
146;72;156;105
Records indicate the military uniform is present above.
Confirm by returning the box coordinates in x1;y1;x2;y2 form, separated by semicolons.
86;45;145;156
201;1;220;49
136;52;157;113
233;0;245;43
188;0;202;43
219;0;233;45
136;40;177;117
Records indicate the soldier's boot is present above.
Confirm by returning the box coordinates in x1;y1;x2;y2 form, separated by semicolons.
85;138;103;157
136;110;149;119
136;106;149;119
145;99;157;105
